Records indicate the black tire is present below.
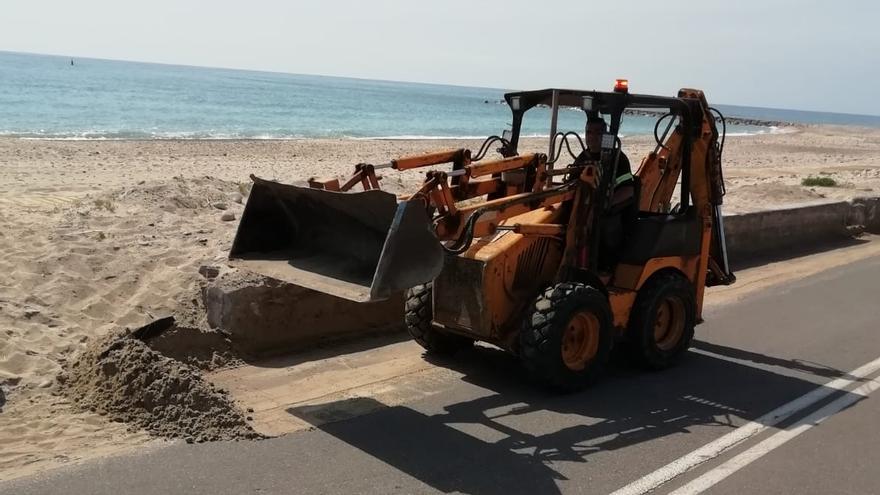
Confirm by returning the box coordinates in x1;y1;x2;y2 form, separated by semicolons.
519;282;613;391
405;283;473;355
627;272;696;369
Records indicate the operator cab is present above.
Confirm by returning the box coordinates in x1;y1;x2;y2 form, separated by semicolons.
500;85;662;198
498;84;730;280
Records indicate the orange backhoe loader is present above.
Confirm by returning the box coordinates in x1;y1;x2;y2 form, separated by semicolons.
229;82;736;389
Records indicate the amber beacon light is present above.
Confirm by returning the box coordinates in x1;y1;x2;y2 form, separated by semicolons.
614;79;629;93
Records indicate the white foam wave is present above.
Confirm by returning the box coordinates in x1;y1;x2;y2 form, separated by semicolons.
725;125;795;137
1;123;789;141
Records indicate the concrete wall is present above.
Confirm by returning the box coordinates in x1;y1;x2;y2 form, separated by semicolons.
723;201;851;259
724;197;880;259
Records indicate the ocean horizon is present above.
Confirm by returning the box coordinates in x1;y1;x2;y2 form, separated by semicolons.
2;50;880;141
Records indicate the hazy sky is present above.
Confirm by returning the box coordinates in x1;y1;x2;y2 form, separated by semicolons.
2;0;878;114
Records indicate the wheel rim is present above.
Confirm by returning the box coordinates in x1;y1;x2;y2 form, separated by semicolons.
653;296;685;351
561;310;600;371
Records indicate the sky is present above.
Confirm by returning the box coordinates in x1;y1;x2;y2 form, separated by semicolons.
2;0;879;115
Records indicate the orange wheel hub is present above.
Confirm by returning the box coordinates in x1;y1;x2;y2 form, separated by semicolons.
654;296;685;351
561;310;600;371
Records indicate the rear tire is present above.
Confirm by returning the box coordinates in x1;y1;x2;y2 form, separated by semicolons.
519;282;613;391
405;283;473;355
627;272;696;369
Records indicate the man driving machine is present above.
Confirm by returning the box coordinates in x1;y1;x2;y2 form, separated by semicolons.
576;112;638;268
578;112;635;206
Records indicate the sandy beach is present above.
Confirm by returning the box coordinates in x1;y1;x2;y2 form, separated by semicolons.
1;124;880;479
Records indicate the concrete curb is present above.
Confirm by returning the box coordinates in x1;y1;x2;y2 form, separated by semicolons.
207;196;880;354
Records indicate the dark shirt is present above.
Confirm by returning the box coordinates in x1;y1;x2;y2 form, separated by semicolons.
613;151;632;182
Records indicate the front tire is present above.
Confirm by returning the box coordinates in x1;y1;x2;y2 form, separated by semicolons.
405;283;473;355
627;272;696;369
519;283;613;391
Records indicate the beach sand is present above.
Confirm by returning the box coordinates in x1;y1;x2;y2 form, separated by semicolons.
1;124;879;479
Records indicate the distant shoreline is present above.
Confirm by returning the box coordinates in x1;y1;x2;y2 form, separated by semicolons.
0;125;796;142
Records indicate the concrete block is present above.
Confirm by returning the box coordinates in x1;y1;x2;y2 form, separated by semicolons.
204;271;403;356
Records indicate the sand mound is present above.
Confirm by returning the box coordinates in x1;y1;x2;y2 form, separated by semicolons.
146;324;240;370
117;175;242;213
58;330;260;443
142;290;242;371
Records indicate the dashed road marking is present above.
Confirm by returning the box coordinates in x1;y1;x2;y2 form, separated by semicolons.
669;373;880;494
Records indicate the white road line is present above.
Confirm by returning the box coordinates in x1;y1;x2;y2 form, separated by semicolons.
669;375;880;495
609;355;880;495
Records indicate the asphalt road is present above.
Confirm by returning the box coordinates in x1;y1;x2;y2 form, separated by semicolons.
4;255;880;495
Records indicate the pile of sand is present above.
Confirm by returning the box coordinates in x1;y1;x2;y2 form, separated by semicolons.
116;175;246;213
0;173;255;478
58;329;260;443
142;291;242;371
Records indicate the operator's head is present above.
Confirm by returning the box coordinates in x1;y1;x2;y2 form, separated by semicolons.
586;113;607;153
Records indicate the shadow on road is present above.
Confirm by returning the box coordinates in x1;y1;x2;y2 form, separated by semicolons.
287;344;864;495
692;340;852;379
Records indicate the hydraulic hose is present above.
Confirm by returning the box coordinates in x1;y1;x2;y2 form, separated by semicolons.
472;135;510;162
653;112;676;149
708;106;728;197
708;106;727;155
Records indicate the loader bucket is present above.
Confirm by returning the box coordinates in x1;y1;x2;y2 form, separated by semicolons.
229;176;444;302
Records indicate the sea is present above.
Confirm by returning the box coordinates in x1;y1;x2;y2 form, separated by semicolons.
2;51;879;141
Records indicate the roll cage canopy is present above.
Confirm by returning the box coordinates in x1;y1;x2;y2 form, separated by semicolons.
502;88;703;153
502;88;708;211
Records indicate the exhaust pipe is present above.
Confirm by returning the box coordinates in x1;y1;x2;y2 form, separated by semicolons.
229;176;444;302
